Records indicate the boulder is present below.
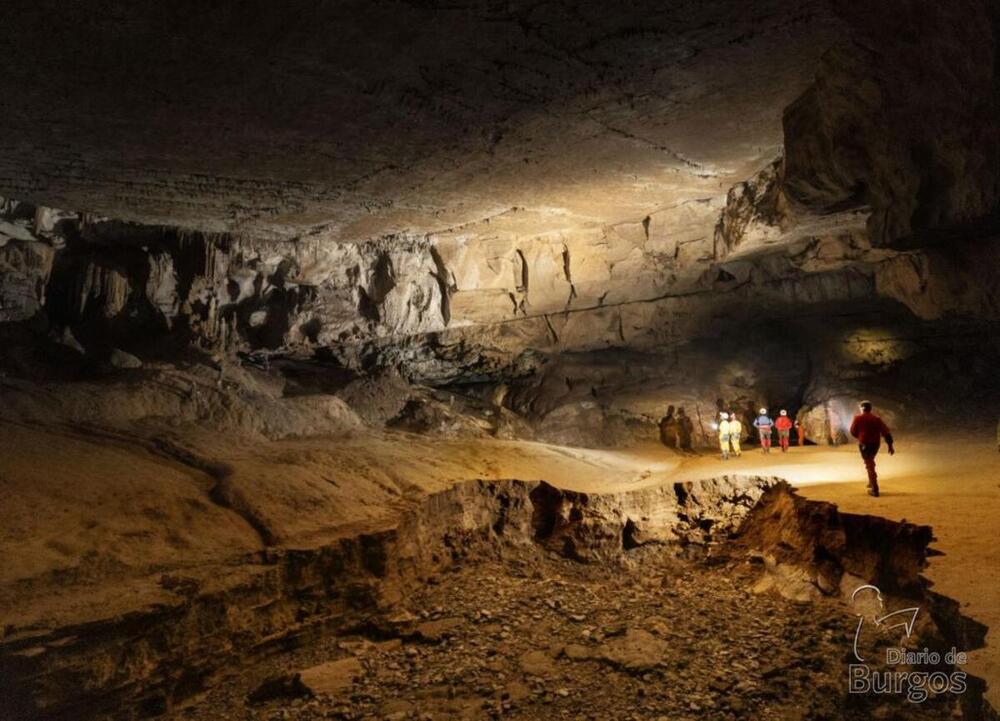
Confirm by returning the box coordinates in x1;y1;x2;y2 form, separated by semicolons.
594;629;670;672
298;657;365;697
519;650;557;677
109;349;143;369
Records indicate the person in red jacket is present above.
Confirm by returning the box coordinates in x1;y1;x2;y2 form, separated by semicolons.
849;400;894;497
775;410;794;452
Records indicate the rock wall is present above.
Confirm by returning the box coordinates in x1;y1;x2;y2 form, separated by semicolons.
0;191;726;362
782;0;1000;245
2;4;1000;435
0;0;997;446
4;183;1000;443
5;189;998;365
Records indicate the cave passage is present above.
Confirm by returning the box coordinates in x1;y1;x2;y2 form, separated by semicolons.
2;1;1000;719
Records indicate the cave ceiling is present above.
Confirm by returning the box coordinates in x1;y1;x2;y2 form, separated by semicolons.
0;0;846;242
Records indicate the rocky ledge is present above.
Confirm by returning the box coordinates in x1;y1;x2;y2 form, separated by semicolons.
0;478;993;721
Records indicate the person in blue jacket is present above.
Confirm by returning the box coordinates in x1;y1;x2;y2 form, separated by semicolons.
753;407;774;454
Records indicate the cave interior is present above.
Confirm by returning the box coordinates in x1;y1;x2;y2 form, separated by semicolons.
1;1;1000;720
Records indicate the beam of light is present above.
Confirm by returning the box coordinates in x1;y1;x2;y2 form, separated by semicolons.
673;443;933;488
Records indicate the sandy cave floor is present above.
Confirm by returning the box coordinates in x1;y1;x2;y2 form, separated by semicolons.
668;436;1000;703
1;424;998;710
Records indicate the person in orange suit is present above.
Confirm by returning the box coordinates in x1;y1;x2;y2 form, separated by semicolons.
849;400;895;497
775;410;794;452
795;419;805;447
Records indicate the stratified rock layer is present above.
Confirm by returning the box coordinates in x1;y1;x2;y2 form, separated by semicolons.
1;478;993;720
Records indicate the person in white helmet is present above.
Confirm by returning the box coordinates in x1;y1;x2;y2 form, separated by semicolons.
718;412;732;460
775;409;794;452
728;411;743;457
753;408;774;453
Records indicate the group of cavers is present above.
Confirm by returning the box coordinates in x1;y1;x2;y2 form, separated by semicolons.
716;408;805;460
657;405;804;456
659;400;896;498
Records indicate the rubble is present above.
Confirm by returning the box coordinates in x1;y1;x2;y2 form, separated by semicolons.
174;536;980;721
1;478;992;720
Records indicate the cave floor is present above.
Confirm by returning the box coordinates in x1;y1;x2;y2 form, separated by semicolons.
1;423;997;709
165;549;955;721
665;436;1000;704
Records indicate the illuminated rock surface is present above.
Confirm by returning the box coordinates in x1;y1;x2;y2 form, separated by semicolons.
1;0;999;718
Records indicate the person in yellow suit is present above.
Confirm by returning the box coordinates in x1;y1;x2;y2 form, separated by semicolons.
718;412;733;460
728;412;743;457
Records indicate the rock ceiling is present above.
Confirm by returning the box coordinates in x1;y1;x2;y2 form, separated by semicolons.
1;0;997;379
0;0;846;242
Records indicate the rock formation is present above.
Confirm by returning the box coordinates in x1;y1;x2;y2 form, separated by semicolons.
1;1;998;435
1;1;999;718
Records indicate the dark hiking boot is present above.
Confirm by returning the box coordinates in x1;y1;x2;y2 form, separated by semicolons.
867;485;880;497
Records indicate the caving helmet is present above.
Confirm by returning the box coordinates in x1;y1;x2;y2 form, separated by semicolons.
720;412;729;420
780;409;787;416
759;408;767;415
